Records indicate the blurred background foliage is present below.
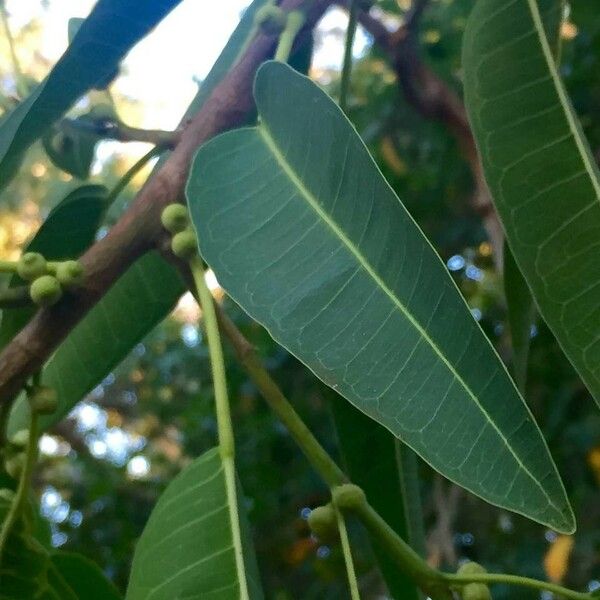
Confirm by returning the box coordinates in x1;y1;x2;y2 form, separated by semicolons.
0;0;598;598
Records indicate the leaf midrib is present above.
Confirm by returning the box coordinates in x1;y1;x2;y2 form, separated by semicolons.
257;122;559;515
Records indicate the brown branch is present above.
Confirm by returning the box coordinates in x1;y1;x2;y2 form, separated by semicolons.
342;2;504;266
0;0;334;404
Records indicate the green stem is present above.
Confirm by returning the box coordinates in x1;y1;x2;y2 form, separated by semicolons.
335;506;361;600
0;1;26;98
339;0;358;113
104;146;163;209
0;259;17;273
189;257;249;599
445;572;591;600
348;497;447;596
214;302;588;600
275;10;306;63
216;306;346;488
0;410;38;565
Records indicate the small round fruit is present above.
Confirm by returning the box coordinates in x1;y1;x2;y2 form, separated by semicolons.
9;429;30;450
56;260;84;290
171;229;197;260
161;203;189;234
29;386;58;415
307;505;338;542
17;252;47;281
30;275;62;307
461;583;491;600
457;562;487;576
254;5;287;35
5;453;26;480
332;484;366;510
457;562;491;600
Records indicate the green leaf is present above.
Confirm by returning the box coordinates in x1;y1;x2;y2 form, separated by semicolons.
462;0;600;403
187;61;574;533
331;396;422;600
126;447;263;600
7;252;185;436
0;0;182;192
0;184;107;350
0;497;118;599
42;122;99;180
50;552;122;600
504;243;536;394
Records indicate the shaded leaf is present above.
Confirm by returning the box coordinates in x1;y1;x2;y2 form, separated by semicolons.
188;61;573;532
331;396;422;600
504;243;536;394
0;497;118;599
463;0;600;403
126;447;263;600
50;552;122;600
0;0;182;191
0;184;107;349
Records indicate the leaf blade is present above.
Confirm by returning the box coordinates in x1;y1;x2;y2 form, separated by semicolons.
126;447;263;600
463;0;600;402
188;61;573;532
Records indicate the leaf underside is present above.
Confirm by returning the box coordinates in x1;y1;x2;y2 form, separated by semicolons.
188;61;574;532
463;0;600;403
126;447;263;600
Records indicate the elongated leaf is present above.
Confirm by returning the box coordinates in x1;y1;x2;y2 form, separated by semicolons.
0;184;107;349
0;497;119;599
331;396;422;600
504;243;536;393
0;0;182;191
126;447;263;600
463;0;600;403
188;61;573;532
7;252;185;436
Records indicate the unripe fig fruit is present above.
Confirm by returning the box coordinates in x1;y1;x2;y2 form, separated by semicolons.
17;252;47;281
254;5;287;35
457;562;491;600
56;260;84;290
9;429;30;450
5;453;26;480
332;484;366;510
30;275;62;307
462;583;491;600
161;203;189;234
171;229;197;260
30;386;58;415
457;562;486;576
308;504;338;542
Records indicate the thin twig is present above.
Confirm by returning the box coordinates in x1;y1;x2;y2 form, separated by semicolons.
339;0;358;113
61;117;180;149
